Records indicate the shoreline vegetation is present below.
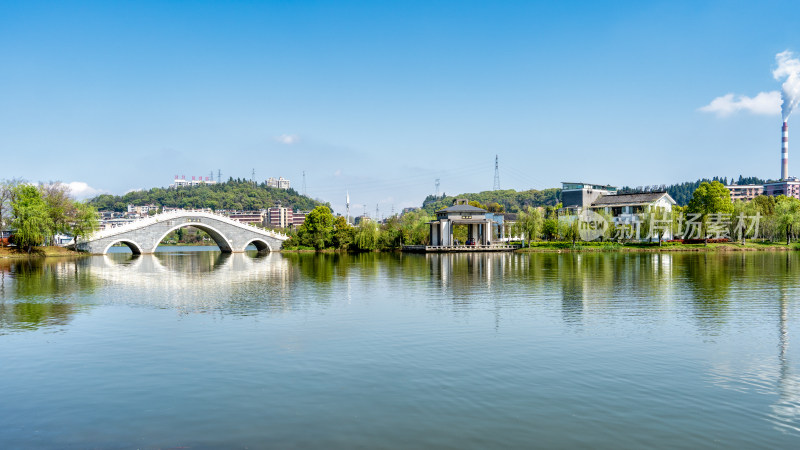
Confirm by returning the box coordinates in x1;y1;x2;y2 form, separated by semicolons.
0;246;87;259
2;241;798;259
282;241;800;253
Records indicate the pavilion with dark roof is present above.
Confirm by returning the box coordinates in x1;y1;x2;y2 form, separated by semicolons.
427;199;503;247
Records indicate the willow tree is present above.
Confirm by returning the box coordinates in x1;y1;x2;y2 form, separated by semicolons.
775;196;800;245
514;206;543;247
11;185;53;252
70;202;100;248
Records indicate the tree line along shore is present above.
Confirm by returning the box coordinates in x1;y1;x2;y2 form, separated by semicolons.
4;177;800;257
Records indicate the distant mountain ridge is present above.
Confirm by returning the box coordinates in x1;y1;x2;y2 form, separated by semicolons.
421;188;561;214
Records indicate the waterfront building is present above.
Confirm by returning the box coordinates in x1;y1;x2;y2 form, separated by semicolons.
127;204;159;216
590;192;677;240
262;206;307;229
267;206;293;228
427;199;504;246
763;178;800;199
227;210;268;226
292;211;307;227
725;184;764;201
561;182;618;212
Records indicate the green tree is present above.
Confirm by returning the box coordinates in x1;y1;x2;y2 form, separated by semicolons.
399;210;432;245
11;185;53;252
687;181;734;239
559;216;579;246
775;196;800;244
331;216;354;250
40;182;75;244
515;206;543;246
542;217;559;241
69;202;100;247
296;205;335;249
354;221;379;251
0;179;23;234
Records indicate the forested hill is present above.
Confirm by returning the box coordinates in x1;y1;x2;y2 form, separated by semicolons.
620;175;766;206
89;179;325;212
421;188;561;214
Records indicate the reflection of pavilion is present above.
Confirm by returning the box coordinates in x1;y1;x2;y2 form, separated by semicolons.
404;199;516;253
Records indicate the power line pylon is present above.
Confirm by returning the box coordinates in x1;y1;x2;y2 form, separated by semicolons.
493;154;500;191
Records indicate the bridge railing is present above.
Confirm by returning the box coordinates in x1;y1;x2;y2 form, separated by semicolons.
89;211;290;241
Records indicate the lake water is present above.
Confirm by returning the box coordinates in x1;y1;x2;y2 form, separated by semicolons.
2;247;800;448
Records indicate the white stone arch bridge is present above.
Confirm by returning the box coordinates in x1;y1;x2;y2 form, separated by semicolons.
76;211;289;255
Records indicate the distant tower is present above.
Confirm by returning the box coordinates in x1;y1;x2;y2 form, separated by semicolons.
435;178;440;197
251;168;256;183
209;170;214;181
493;154;500;191
302;171;307;196
363;204;367;218
217;169;222;184
782;121;789;180
376;204;380;221
346;191;350;223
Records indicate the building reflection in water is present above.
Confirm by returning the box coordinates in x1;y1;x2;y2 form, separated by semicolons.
770;287;800;433
426;253;518;329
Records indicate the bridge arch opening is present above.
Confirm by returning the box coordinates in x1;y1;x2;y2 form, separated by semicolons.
244;238;272;253
103;240;144;255
153;223;234;253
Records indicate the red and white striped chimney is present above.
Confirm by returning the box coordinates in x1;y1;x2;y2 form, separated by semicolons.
782;121;789;180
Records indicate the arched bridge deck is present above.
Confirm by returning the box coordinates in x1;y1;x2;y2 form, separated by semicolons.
76;211;290;255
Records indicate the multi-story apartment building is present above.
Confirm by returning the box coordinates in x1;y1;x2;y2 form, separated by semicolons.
724;184;764;201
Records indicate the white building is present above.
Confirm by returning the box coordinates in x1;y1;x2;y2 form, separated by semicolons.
127;204;159;216
170;175;217;188
266;177;291;190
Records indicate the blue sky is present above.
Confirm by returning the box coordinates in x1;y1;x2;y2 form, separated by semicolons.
2;0;800;216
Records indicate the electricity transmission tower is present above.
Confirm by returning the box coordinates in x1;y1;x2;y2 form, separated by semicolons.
302;171;307;196
217;169;221;184
493;155;500;191
251;168;256;184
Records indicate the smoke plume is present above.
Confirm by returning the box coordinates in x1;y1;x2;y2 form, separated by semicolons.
774;51;800;121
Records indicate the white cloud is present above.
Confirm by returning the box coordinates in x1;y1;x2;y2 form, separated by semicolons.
67;181;106;199
275;134;299;144
699;91;781;117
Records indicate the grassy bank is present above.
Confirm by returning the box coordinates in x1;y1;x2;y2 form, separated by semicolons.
0;246;87;259
515;241;798;253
